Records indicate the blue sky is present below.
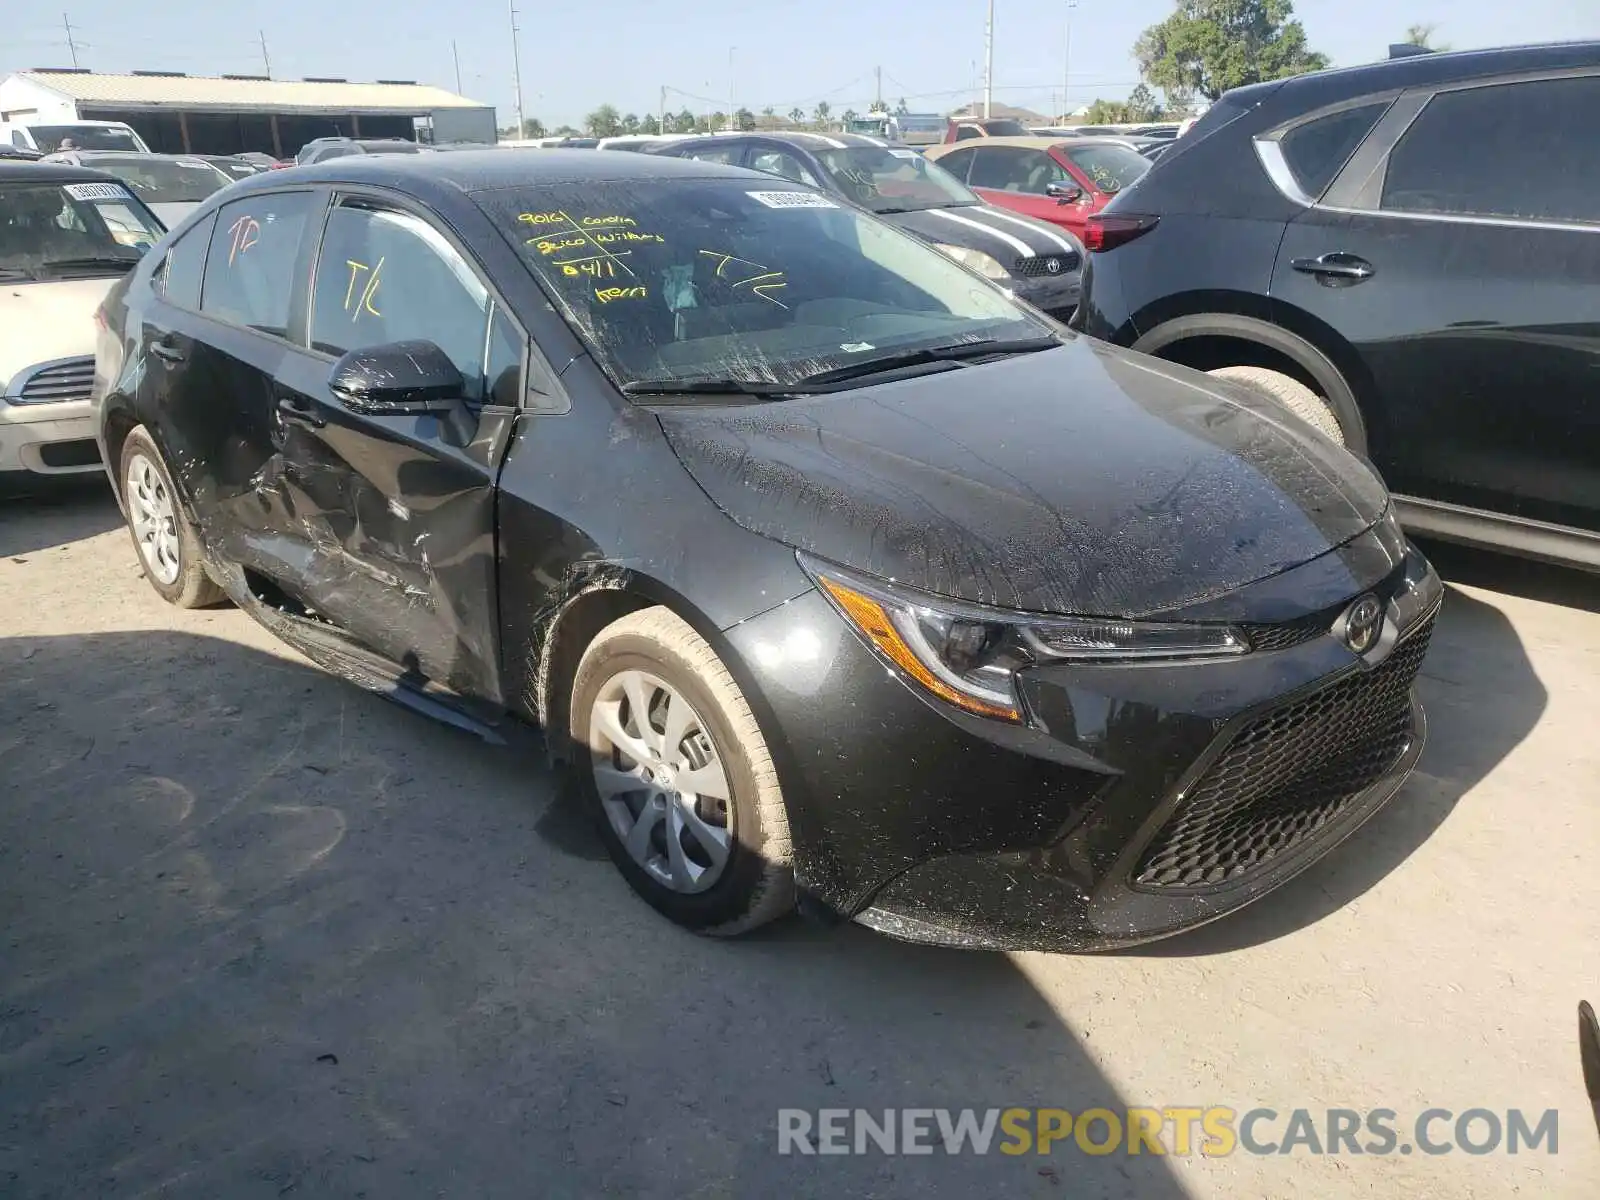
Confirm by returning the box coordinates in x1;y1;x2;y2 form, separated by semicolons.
7;0;1597;128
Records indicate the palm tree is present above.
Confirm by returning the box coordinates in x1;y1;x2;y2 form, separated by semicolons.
813;100;832;130
788;106;806;126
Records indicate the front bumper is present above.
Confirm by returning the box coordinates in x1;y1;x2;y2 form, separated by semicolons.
724;526;1441;952
0;398;102;476
1012;272;1082;320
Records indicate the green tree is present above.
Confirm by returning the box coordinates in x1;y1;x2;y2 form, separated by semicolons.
736;107;757;131
553;124;580;136
585;104;623;137
1134;0;1329;101
842;108;858;128
519;116;546;138
1126;83;1163;121
620;113;641;134
894;97;910;115
761;105;775;121
1403;23;1449;50
788;106;806;126
640;114;662;134
671;109;698;134
1083;98;1135;124
813;100;832;128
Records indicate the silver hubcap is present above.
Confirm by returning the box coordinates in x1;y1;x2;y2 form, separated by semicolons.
590;669;732;894
126;453;181;586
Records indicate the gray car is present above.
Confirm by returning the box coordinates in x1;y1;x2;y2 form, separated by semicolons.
39;151;235;227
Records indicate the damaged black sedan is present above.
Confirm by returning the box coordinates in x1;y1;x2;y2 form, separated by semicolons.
94;152;1442;950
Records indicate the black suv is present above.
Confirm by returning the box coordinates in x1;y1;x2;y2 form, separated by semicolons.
1073;41;1600;569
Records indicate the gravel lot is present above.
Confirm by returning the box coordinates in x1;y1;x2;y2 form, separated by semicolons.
3;483;1597;1198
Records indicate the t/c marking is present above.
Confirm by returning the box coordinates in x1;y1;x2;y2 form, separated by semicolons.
343;257;384;319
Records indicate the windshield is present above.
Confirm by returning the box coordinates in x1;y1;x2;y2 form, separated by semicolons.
895;116;946;135
30;124;142;153
482;179;1047;393
0;181;160;279
80;156;230;203
981;119;1031;136
815;146;977;212
1063;144;1151;194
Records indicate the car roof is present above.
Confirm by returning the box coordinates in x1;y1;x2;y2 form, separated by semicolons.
0;160;121;185
226;148;769;197
928;136;1136;153
664;131;890;153
1228;38;1600;109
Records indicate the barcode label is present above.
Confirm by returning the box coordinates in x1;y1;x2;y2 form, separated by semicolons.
746;190;838;210
64;182;130;202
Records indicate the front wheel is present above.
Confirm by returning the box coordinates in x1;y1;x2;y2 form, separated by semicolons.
1206;365;1347;446
119;427;225;608
570;606;795;935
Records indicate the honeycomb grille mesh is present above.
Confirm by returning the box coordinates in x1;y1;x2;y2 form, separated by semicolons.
1013;252;1081;277
1135;617;1435;890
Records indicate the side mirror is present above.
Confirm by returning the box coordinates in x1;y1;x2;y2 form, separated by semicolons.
329;339;464;416
1046;181;1084;204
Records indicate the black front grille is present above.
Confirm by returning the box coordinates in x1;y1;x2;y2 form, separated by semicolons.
17;357;95;403
1134;616;1435;890
1014;252;1081;277
1239;609;1336;652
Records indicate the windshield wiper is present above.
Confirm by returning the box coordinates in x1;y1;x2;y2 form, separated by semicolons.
39;255;140;275
619;378;800;399
0;266;37;282
793;336;1061;387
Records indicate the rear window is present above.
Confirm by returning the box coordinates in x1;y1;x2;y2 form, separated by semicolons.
85;156;230;204
1063;145;1151;194
1277;102;1390;199
29;124;141;153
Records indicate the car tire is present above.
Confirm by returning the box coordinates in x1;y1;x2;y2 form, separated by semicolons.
119;427;226;609
1206;365;1347;446
570;606;796;935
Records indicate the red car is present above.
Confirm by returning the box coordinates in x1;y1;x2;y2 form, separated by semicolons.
924;136;1150;239
942;116;1033;142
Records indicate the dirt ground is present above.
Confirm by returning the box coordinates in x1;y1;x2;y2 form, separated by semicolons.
2;483;1598;1199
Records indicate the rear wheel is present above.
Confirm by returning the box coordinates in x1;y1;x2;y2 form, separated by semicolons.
1206;365;1347;446
119;427;225;608
570;606;795;935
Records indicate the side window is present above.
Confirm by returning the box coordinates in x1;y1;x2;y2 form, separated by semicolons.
748;149;819;186
200;192;312;338
485;303;524;407
686;145;742;165
935;148;976;182
1278;101;1390;199
1381;76;1600;225
968;148;1050;192
954;124;982;141
153;212;215;310
309;203;493;404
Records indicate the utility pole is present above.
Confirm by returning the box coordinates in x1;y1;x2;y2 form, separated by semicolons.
982;0;995;119
727;47;736;130
257;30;271;77
62;13;80;68
659;85;667;135
1062;0;1077;122
509;0;526;138
452;40;463;94
874;65;882;113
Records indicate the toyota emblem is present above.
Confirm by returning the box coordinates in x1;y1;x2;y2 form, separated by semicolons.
1045;257;1062;274
1341;595;1383;654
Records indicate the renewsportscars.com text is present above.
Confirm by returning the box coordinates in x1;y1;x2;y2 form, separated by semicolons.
777;1107;1561;1157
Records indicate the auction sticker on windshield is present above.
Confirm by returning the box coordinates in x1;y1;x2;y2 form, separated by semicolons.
63;182;131;202
746;191;838;209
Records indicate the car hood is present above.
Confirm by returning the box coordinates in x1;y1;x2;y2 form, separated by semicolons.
0;276;114;387
656;338;1390;617
881;203;1081;269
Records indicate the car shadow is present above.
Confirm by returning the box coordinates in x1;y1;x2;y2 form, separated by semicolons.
0;478;120;559
1132;568;1548;956
0;631;1189;1199
1412;538;1600;615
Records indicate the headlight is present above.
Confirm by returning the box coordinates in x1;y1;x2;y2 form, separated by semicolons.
932;242;1011;281
802;556;1248;723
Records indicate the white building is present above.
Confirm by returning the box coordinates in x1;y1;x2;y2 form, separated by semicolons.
0;69;496;157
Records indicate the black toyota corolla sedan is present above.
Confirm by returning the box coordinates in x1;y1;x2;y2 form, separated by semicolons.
652;132;1084;319
93;151;1442;951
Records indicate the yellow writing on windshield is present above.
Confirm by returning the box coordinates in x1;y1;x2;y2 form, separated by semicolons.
595;286;647;304
581;214;637;227
515;211;666;282
558;256;620;279
698;250;789;308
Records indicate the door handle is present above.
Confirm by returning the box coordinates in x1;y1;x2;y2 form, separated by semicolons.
1290;252;1375;284
149;337;185;363
275;394;326;429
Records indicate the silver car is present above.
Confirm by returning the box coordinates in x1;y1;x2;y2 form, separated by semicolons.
40;151;235;227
